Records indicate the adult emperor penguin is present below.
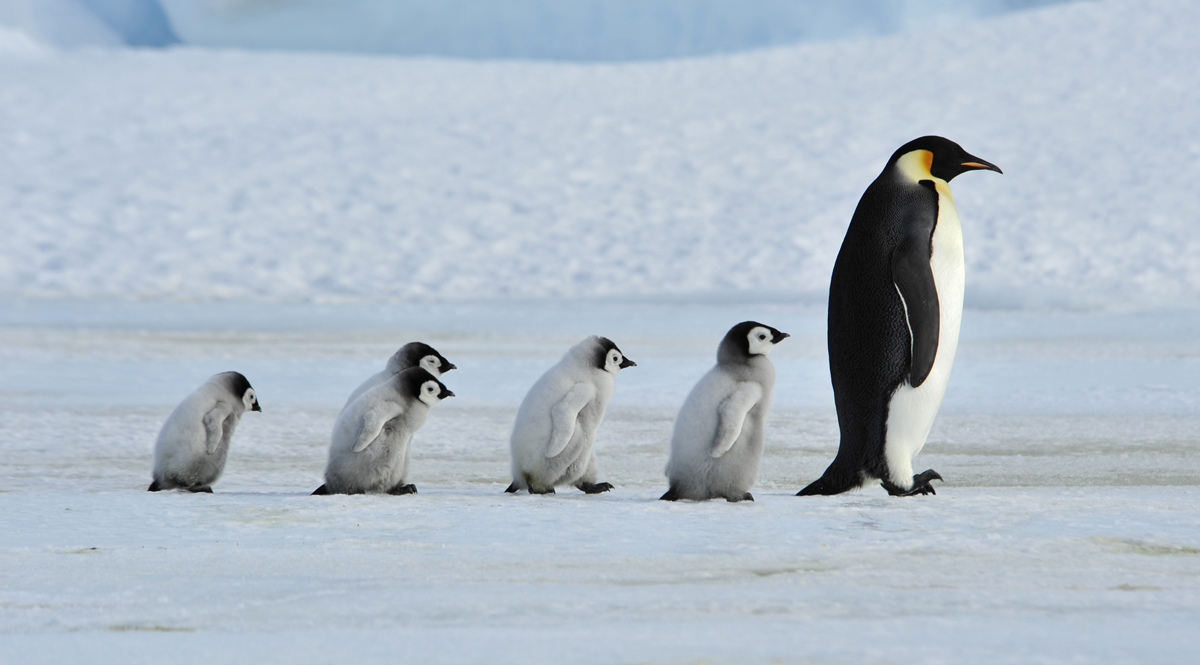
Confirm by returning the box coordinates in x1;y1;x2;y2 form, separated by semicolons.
505;336;635;495
314;367;453;495
149;372;261;493
798;136;1001;497
662;321;789;502
342;342;456;411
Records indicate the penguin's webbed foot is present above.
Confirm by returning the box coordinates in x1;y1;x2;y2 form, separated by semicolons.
577;481;613;495
312;484;329;495
504;482;520;493
660;485;682;501
148;480;162;492
883;470;943;497
528;486;556;495
727;492;754;502
388;483;418;496
187;485;213;494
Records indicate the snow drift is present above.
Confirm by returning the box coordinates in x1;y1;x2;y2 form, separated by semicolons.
0;0;1197;309
154;0;1075;61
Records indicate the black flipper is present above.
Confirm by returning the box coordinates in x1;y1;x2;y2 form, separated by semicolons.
312;484;329;495
504;482;519;493
388;483;417;496
577;481;613;495
660;485;681;501
148;480;161;492
892;232;940;388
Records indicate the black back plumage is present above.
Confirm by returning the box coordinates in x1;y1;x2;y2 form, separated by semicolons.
799;150;941;495
799;136;1000;496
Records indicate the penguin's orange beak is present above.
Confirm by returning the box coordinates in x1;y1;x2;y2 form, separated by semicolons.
960;159;1002;174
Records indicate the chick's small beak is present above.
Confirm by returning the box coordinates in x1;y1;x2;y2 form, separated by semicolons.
444;363;457;371
252;403;262;412
775;332;791;342
619;357;637;369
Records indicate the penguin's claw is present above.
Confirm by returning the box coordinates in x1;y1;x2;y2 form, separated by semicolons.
578;481;614;494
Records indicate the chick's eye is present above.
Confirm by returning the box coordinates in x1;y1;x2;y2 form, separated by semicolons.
759;334;766;340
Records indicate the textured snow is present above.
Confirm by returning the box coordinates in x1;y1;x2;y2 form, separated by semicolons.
2;0;1199;308
1;301;1199;662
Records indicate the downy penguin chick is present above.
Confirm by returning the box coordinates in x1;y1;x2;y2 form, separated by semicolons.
662;322;788;502
342;342;455;411
149;371;261;493
798;136;1001;497
506;336;635;495
314;367;453;495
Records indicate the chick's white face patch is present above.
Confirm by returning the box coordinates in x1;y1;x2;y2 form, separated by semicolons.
418;380;443;406
747;327;776;356
420;355;442;376
604;350;624;375
242;388;257;410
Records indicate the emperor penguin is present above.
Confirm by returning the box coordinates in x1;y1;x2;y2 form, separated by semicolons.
314;367;453;495
342;342;456;411
798;136;1001;497
662;321;789;502
506;336;635;495
149;372;261;493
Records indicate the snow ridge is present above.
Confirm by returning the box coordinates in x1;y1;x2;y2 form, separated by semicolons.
0;0;1197;310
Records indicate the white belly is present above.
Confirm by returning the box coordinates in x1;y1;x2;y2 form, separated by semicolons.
884;184;964;488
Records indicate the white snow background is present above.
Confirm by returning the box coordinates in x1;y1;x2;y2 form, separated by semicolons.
2;0;1200;663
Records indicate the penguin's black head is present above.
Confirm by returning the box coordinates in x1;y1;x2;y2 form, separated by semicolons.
889;136;1002;182
395;342;456;377
718;321;789;364
594;337;636;375
397;366;455;406
220;371;261;412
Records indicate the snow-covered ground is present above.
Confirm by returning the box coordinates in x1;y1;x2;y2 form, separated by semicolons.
3;0;1200;661
2;301;1199;663
2;0;1199;308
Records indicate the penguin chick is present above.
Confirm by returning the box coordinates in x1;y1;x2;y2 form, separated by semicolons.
506;336;635;495
798;136;1001;498
342;342;456;411
314;367;453;496
662;322;788;502
149;372;261;493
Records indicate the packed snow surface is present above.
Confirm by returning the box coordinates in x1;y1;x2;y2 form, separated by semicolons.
2;301;1199;663
2;0;1199;308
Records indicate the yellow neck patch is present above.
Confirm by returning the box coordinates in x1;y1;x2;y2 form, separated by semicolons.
896;150;934;182
895;149;955;203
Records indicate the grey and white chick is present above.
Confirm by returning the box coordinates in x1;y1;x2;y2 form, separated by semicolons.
506;336;635;495
149;371;261;493
662;321;788;502
314;367;453;495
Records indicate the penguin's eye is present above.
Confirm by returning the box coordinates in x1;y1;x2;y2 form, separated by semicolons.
759;334;767;341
